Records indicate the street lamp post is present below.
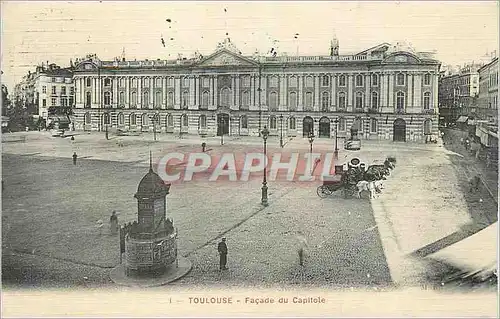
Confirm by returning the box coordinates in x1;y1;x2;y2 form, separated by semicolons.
220;117;224;146
258;65;262;136
308;130;315;154
279;114;284;148
152;115;157;141
333;118;339;160
261;126;269;206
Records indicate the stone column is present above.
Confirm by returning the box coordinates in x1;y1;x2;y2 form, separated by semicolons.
213;76;218;106
331;74;336;108
347;74;353;109
261;75;267;106
388;73;394;109
250;74;254;107
150;77;154;107
93;78;97;104
407;73;413;108
163;77;167;109
137;77;142;109
432;72;438;111
174;76;181;109
380;73;386;107
113;77;118;108
190;76;195;107
414;73;422;109
195;76;200;108
283;74;287;111
298;75;303;111
231;75;236;108
125;77;130;107
235;75;240;109
314;75;320;111
365;74;370;108
209;76;214;107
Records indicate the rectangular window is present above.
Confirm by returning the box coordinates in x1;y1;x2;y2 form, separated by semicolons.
322;75;329;87
338;75;346;87
51;86;56;94
51;98;56;106
370;118;377;133
355;75;364;87
241;116;248;129
69;97;74;106
372;74;378;86
396;73;405;86
70;87;74;95
42;99;46;107
61;86;66;95
42;86;47;93
424;74;431;86
86;78;92;87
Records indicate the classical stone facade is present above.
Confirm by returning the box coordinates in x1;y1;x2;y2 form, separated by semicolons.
72;39;440;142
476;57;498;147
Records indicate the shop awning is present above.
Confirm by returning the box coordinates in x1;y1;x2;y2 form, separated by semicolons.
456;116;468;123
427;223;497;277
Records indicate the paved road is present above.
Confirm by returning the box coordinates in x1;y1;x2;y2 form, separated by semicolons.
2;131;496;290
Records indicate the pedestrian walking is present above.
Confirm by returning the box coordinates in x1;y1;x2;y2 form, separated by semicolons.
72;152;77;165
110;211;119;235
469;175;481;193
296;231;309;266
217;238;228;270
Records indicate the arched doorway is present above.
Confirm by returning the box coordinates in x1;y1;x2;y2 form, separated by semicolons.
319;117;330;138
217;113;230;136
393;118;406;142
303;116;314;137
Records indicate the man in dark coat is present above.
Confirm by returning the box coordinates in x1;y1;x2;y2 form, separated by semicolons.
218;238;228;270
72;152;77;165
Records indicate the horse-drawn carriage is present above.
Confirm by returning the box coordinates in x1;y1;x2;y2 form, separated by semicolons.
316;157;396;199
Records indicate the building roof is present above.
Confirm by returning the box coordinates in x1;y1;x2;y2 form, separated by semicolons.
135;154;170;197
477;57;498;73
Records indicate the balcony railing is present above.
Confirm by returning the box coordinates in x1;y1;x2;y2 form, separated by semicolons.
422;109;435;114
395;108;405;114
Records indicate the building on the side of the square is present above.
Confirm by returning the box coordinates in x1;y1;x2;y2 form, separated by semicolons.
13;63;74;126
476;57;498;148
72;37;441;143
438;63;482;127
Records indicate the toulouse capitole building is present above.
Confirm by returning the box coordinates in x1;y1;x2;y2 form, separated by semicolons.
72;36;440;142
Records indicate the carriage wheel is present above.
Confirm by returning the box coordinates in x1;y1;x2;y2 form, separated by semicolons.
317;186;328;198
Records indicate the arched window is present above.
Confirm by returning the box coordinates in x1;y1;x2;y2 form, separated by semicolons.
396;73;405;86
355;74;364;87
372;74;379;86
142;91;149;107
86;78;91;87
396;92;405;110
321;92;330;112
118;113;124;125
423;92;431;109
104;91;111;106
131;78;137;88
119;91;125;106
181;114;189;127
120;78;126;87
338;117;346;131
269;91;278;110
241;115;248;129
84;112;91;124
423;119;432;135
371;92;378;109
182;91;189;108
130;113;136;125
322;75;330;86
289;76;297;87
355;92;364;109
289;117;296;130
269;116;277;129
370;118;378;133
241;91;250;108
305;92;313;110
85;91;91;108
353;117;363;131
103;113;110;125
338;92;346;108
305;76;313;87
289;92;297;111
130;92;137;108
201;91;210;108
141;113;149;126
338;75;346;87
155;91;162;108
167;92;174;108
220;88;231;107
156;78;162;87
199;115;207;128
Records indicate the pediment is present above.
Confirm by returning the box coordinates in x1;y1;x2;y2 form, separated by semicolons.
383;52;422;64
75;61;99;71
197;50;257;67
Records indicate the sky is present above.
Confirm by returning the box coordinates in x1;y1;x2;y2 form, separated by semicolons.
1;1;498;91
